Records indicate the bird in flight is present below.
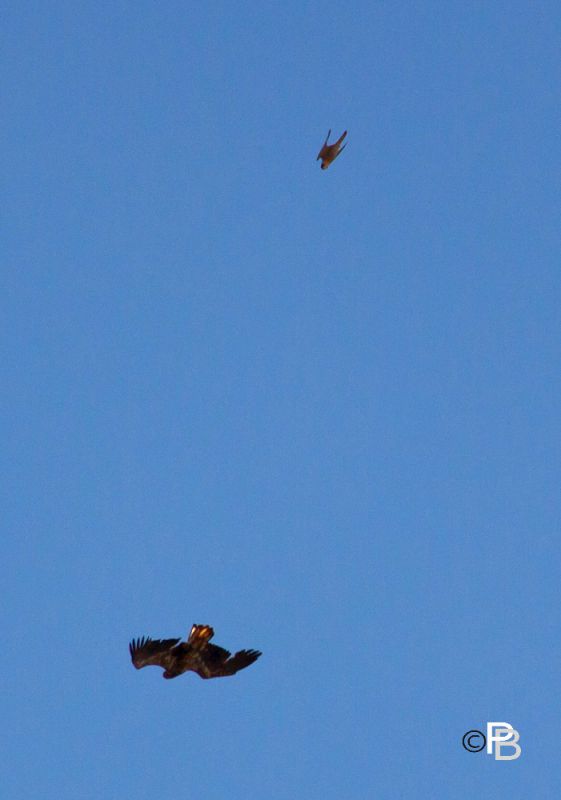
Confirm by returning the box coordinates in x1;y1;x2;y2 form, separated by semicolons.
317;129;348;169
129;623;262;680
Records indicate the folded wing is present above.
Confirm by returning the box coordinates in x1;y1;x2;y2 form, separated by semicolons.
317;129;332;160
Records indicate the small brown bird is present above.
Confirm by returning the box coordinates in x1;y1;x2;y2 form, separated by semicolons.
129;623;261;680
317;129;348;169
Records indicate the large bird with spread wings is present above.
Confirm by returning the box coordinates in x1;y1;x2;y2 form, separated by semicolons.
129;624;261;680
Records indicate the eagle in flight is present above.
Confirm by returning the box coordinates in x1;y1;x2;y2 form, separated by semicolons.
129;624;262;680
317;129;348;169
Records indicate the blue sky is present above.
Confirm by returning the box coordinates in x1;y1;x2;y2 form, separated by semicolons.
3;2;561;797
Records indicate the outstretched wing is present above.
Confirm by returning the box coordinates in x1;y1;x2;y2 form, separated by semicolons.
194;647;262;679
129;636;181;669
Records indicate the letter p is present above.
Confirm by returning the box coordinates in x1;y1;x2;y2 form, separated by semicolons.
486;722;522;760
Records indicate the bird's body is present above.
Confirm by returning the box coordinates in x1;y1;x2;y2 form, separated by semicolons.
317;129;348;169
129;624;261;680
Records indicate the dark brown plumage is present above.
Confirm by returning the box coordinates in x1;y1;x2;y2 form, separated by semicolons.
129;624;261;680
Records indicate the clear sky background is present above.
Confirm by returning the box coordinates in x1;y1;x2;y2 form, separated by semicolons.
3;2;561;798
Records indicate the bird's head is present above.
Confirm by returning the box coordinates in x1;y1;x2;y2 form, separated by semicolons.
321;163;328;170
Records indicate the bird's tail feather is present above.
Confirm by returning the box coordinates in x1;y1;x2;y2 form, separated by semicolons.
188;624;214;646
